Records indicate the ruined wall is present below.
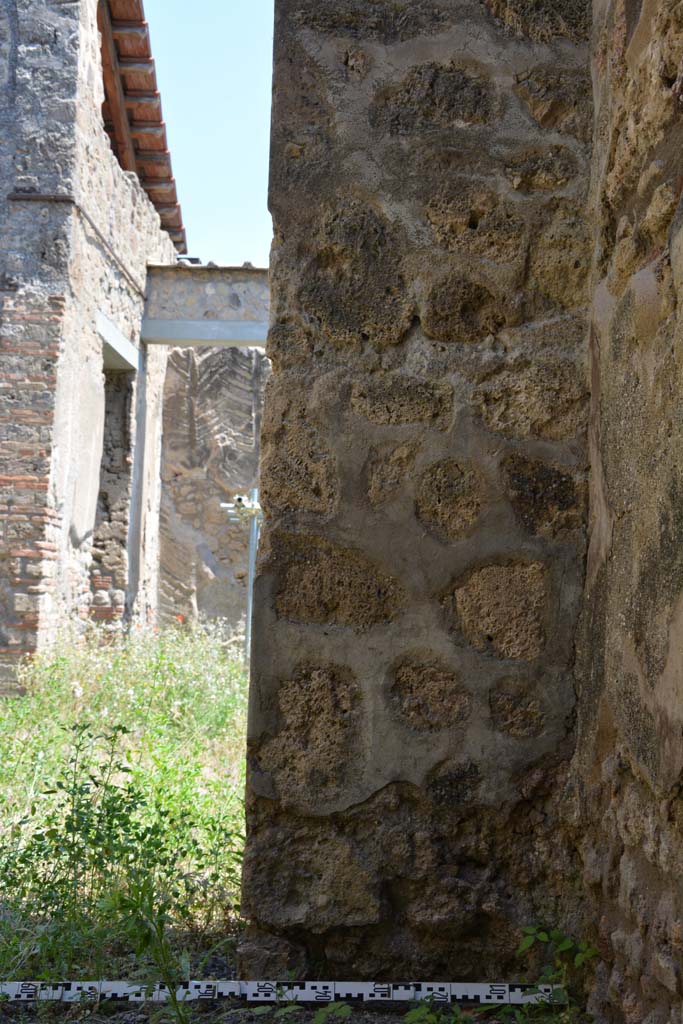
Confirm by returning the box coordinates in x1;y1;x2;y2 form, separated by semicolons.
573;3;683;1021
243;0;592;980
0;0;76;684
90;371;134;622
0;0;175;685
149;264;271;631
159;345;268;628
51;0;175;631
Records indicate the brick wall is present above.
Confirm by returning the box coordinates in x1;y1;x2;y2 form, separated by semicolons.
0;0;175;685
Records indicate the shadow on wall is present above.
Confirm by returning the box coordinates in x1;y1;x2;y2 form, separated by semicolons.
158;345;269;630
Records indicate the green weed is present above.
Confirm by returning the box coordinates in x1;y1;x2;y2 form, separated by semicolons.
0;622;248;986
500;925;598;1023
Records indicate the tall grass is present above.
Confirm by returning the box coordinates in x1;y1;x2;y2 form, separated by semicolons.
0;623;248;981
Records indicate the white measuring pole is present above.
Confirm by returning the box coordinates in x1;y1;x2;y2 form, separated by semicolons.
246;487;261;664
221;491;263;664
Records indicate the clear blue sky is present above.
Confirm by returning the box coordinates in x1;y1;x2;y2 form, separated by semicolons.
144;0;275;268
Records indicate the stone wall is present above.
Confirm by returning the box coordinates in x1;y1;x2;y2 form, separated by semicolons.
572;3;683;1021
147;263;271;632
242;0;592;981
0;0;175;685
90;370;134;622
159;344;268;627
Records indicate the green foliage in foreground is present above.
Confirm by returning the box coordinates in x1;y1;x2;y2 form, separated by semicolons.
399;924;597;1024
0;623;248;982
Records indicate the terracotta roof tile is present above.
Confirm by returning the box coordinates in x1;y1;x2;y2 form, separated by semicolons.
100;0;186;253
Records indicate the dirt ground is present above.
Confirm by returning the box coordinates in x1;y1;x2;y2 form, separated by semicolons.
1;1003;463;1024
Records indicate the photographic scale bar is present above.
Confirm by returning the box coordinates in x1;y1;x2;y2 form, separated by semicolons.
0;981;561;1006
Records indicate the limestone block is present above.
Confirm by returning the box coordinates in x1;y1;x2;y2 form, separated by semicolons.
514;66;592;140
297;198;414;350
528;201;591;310
271;533;405;629
489;680;545;737
475;359;588;440
351;373;452;426
502;454;586;537
390;655;472;731
366;442;420;507
426;183;528;262
415;459;482;540
483;0;591;41
287;0;455;42
505;145;579;192
241;819;381;932
260;393;339;517
369;62;494;135
421;272;508;343
426;760;482;805
449;562;549;661
255;663;362;808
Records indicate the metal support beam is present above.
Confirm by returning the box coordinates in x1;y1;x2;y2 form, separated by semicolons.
97;311;139;370
140;318;268;347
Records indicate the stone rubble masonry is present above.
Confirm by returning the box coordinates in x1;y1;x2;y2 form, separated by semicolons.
89;370;134;622
571;3;683;1022
0;0;175;687
243;0;591;984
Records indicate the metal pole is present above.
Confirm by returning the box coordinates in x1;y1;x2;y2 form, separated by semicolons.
221;491;262;665
246;487;260;665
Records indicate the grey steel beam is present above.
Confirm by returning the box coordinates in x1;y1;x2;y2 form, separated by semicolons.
140;318;268;347
97;310;140;371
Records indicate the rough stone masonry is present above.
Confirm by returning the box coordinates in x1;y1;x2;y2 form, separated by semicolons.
0;0;267;683
244;1;683;1020
243;0;592;989
0;0;176;683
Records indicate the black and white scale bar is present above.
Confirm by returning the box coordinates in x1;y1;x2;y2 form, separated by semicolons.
0;980;559;1006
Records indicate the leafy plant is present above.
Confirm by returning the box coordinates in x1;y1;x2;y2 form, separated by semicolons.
404;997;484;1024
0;622;248;982
106;874;191;1024
313;1002;353;1024
506;925;598;1022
